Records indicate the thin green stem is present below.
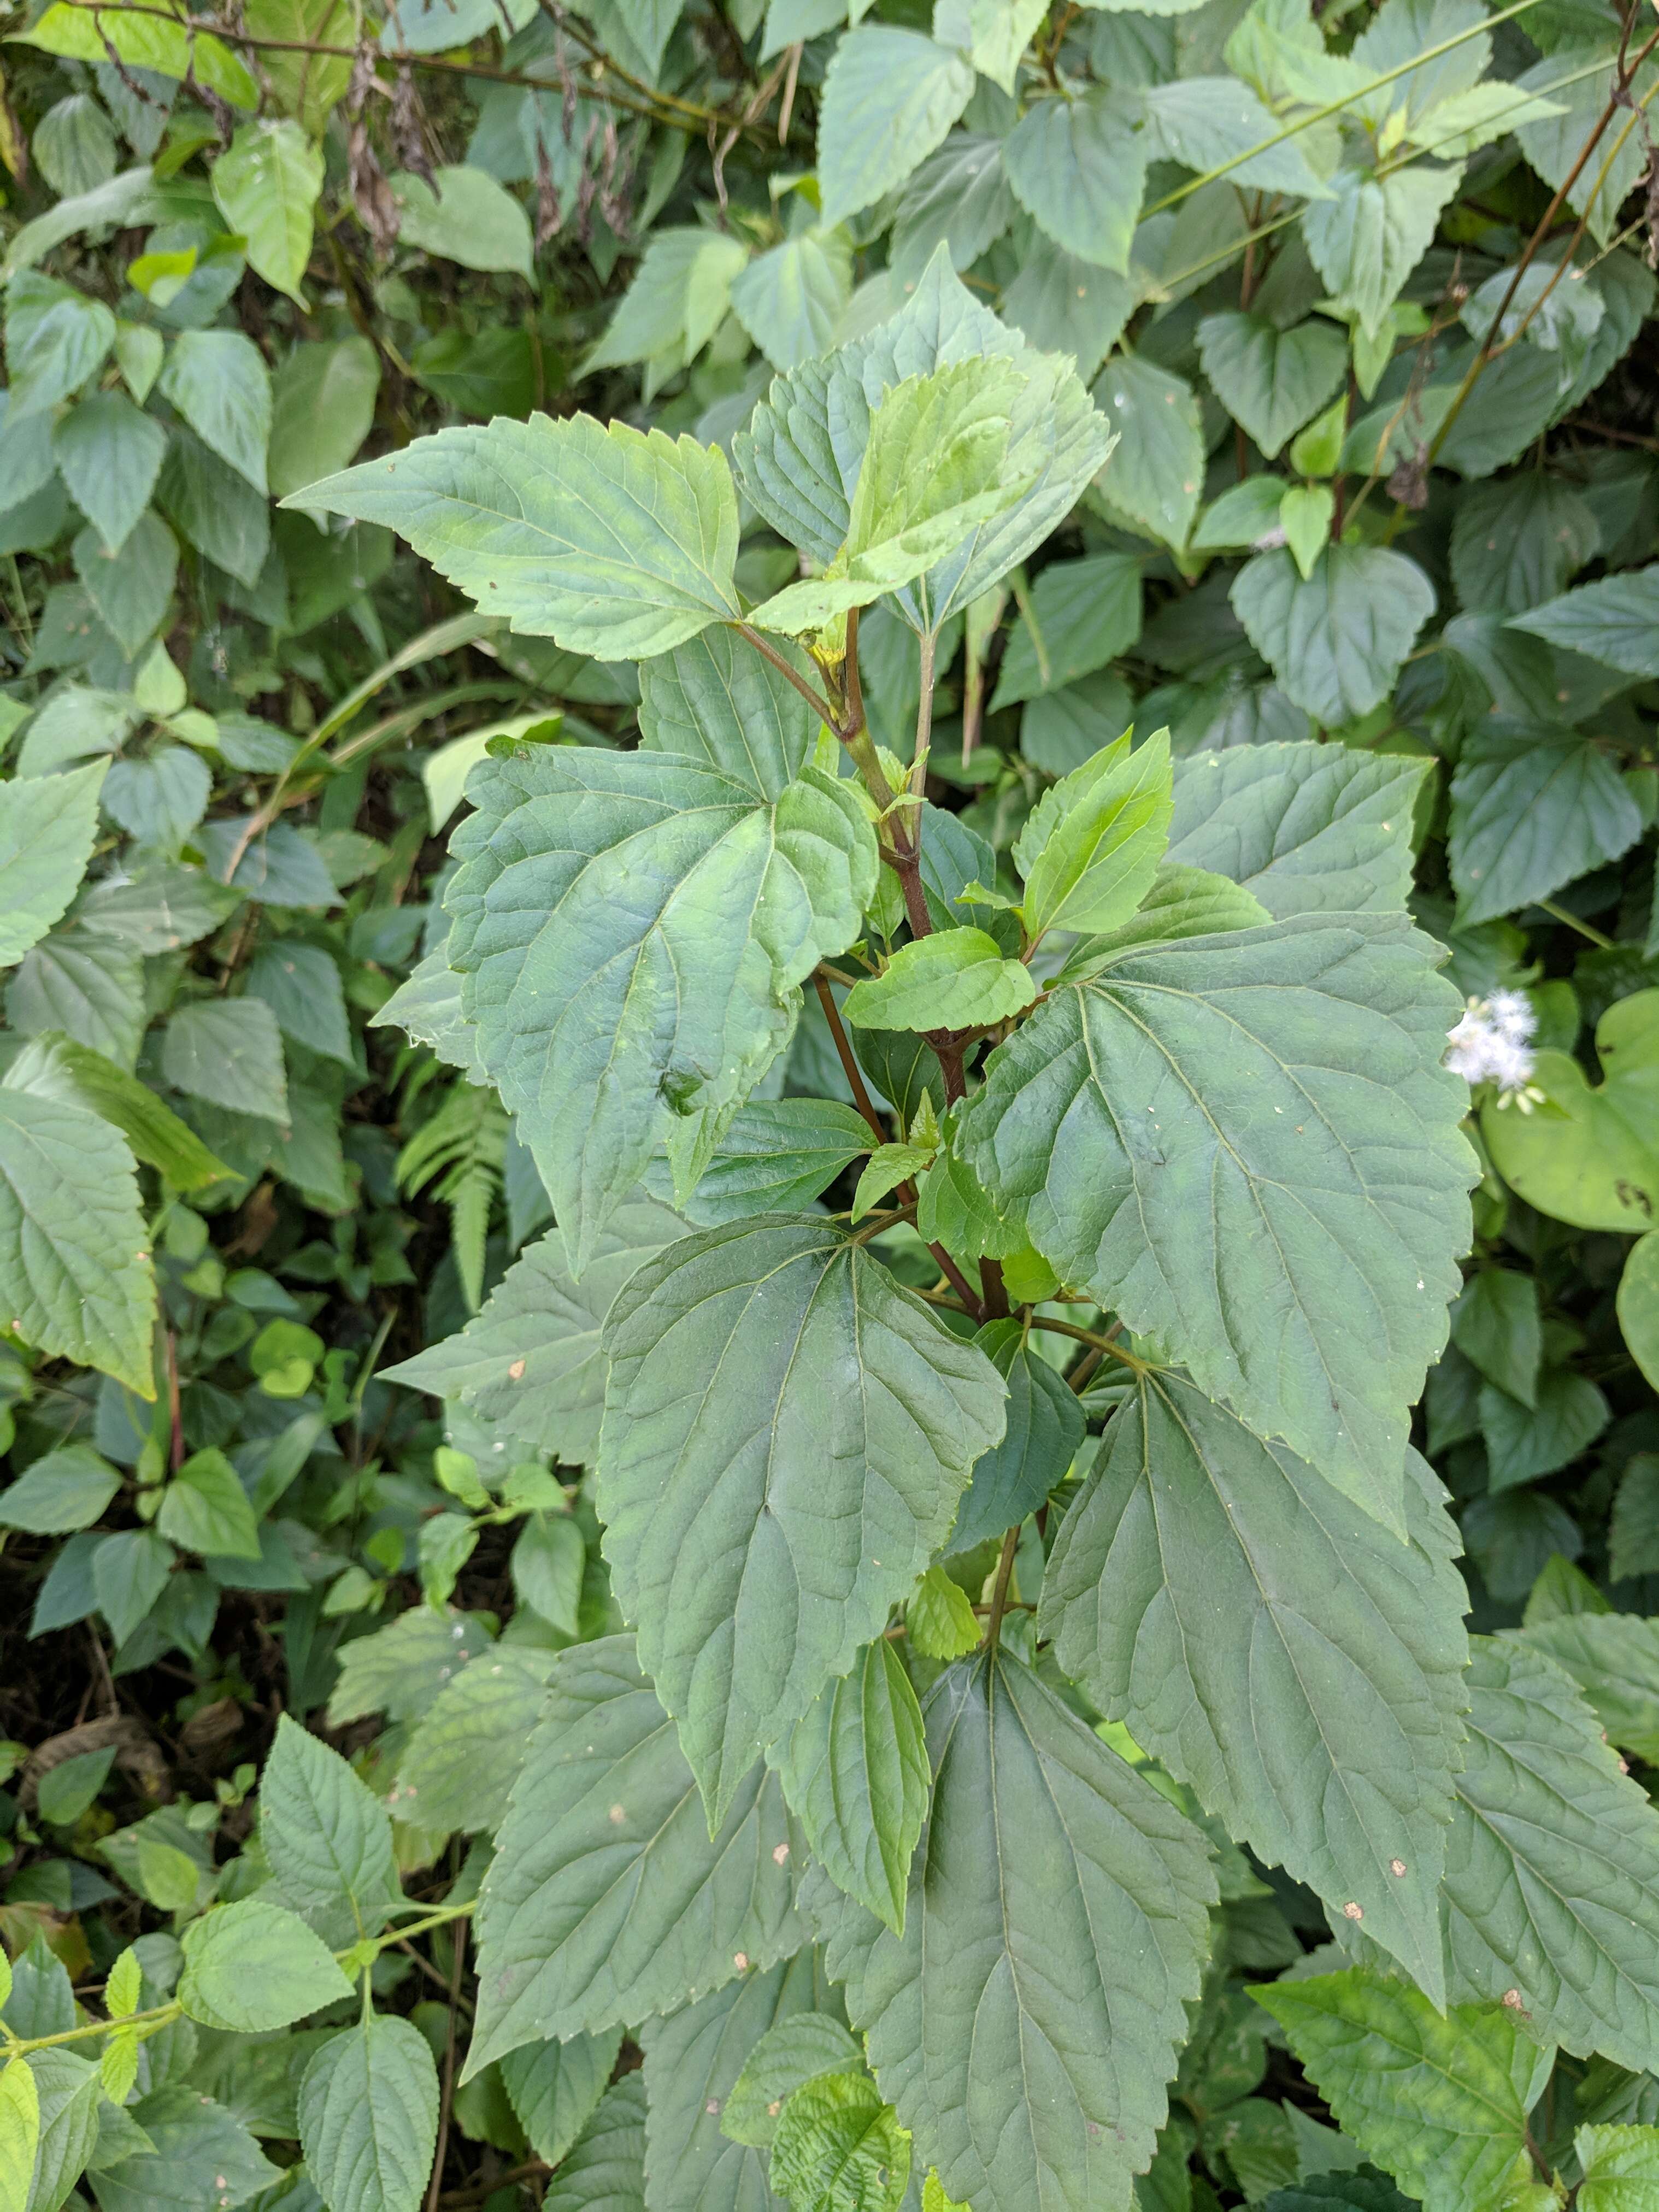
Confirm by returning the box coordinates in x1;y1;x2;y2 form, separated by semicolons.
984;1526;1021;1657
1539;899;1615;948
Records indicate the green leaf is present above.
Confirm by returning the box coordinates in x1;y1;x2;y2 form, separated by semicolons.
1450;473;1599;617
1514;1613;1659;1765
843;929;1036;1031
1619;1233;1659;1392
5;1030;229;1192
162;997;289;1123
178;1898;353;2032
1232;545;1437;724
51;390;167;555
389;164;533;277
1143;74;1332;195
392;1644;554;1836
268;336;380;501
640;1952;838;2209
92;2084;278;2211
1507;561;1659;675
1577;2125;1659;2212
1197;313;1350;459
500;2028;622;2170
160;425;269;585
1015;728;1173;941
92;1527;174;1647
852;1142;934;1222
513;1512;586;1635
246;943;352;1066
0;2057;37;2212
445;748;873;1269
467;1635;803;2066
544;2075;647;2212
903;1565;980;1661
17;4;257;103
961;910;1473;1519
1444;1637;1659;2070
816;1651;1215;2212
289;414;740;660
0;1088;154;1394
79;510;173;652
1302;164;1462;337
731;230;854;373
0;1441;120;1533
157;330;271;493
1448;721;1643;926
949;1316;1085;1552
723;2013;865;2145
1611;1453;1659;1581
1070;862;1271;957
1092;357;1205;549
211;119;322;302
815;28;974;230
1166;743;1426;916
21;2049;101;2212
598;1217;1006;1819
1451;1269;1542;1407
1044;1370;1466;1998
989;552;1143;710
4;273;115;418
1252;1970;1552;2212
771;2071;911;2212
7;926;145;1069
638;626;817;798
0;757;107;967
157;1446;261;1559
769;1640;929;1937
260;1712;401;1946
583;227;750;384
1482;990;1659;1233
1002;89;1146;274
298;2016;440;2212
385;1197;683;1464
650;1099;875;1225
1480;1368;1608;1491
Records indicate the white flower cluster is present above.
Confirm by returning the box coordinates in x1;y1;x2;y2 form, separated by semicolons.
1444;989;1542;1108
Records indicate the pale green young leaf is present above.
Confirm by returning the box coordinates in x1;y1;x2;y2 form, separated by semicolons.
967;0;1046;90
815;28;974;230
1061;863;1272;962
1043;1372;1466;1999
722;2014;865;2146
156;1445;261;1558
852;1142;934;1222
17;4;258;103
731;230;854;372
599;1217;1005;1819
467;1636;802;2067
0;2057;38;2212
843;929;1036;1032
1142;74;1332;195
499;2028;623;2170
1232;545;1437;724
4;274;115;418
817;1651;1215;2212
0;1090;154;1395
4;1029;232;1192
1480;991;1659;1234
1016;728;1173;942
544;2075;647;2212
178;1898;353;2032
769;1640;929;1936
260;1713;401;1945
1253;1971;1552;2212
288;414;741;660
904;1565;981;1661
1002;89;1146;274
770;2071;911;2212
960;910;1475;1520
446;749;874;1270
583;227;749;380
51;390;167;554
1576;2125;1659;2212
1281;485;1336;580
298;2016;440;2212
211;119;322;302
1171;745;1425;920
390;164;534;277
0;757;107;968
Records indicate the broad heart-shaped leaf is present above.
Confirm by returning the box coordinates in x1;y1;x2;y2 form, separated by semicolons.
1253;1972;1552;2212
1302;163;1463;338
769;1639;929;1937
1508;560;1659;674
445;748;875;1273
0;1087;154;1394
734;247;1113;633
638;626;816;799
597;1217;1007;1821
1166;744;1427;916
1042;1370;1467;2001
466;1636;803;2070
842;928;1036;1031
812;1650;1215;2212
1448;720;1643;926
949;1316;1086;1553
959;911;1475;1523
259;1713;401;1949
646;1099;875;1226
1232;546;1437;725
749;360;1039;633
1016;728;1173;942
177;1898;353;2032
641;1950;839;2210
1443;1636;1659;2071
0;756;106;966
298;2016;440;2212
1197;313;1350;460
384;1195;683;1466
1002;87;1146;274
1482;990;1659;1233
499;2028;623;2171
815;27;974;230
287;413;740;660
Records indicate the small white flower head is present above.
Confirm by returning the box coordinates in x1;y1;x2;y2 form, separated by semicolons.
1444;993;1543;1109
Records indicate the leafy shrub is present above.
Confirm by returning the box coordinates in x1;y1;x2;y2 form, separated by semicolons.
2;1;1659;2210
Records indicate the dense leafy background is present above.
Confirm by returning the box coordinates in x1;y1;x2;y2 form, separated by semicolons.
3;0;1659;2208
